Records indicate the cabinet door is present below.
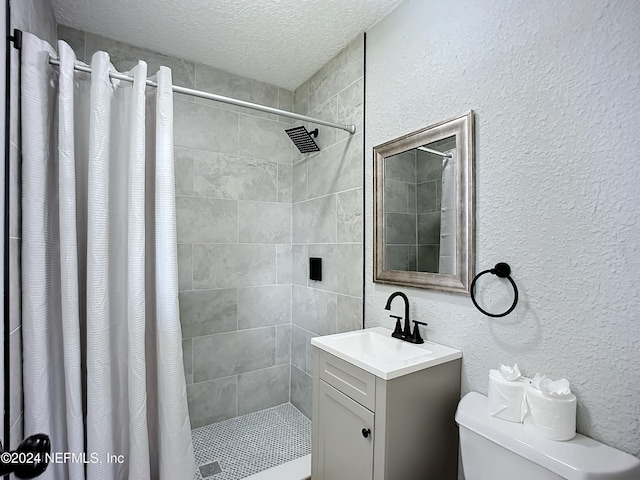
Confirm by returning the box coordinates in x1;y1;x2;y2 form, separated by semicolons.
316;380;374;480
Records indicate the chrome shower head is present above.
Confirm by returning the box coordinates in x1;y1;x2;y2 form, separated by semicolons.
285;126;320;153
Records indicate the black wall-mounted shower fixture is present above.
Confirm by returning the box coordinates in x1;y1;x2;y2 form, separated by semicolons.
285;126;320;153
309;257;322;281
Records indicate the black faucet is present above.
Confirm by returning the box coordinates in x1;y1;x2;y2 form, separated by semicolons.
385;291;411;338
384;291;427;344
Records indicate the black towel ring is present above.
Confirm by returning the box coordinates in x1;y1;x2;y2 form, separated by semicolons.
470;262;519;318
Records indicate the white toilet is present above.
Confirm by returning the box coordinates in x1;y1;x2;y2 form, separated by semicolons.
455;392;640;480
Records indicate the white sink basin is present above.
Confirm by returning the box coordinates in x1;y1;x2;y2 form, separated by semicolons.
311;326;462;380
326;330;431;363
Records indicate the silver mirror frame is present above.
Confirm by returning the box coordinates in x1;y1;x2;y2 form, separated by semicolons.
373;110;475;294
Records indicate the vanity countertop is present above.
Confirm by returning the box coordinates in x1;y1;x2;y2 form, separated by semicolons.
311;326;462;380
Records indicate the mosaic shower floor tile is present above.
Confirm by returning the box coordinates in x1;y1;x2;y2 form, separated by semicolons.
192;403;311;480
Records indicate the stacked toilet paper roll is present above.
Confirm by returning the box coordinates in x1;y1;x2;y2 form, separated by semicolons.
524;375;577;441
487;364;528;422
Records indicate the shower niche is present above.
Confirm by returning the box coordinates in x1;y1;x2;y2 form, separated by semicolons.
373;111;475;294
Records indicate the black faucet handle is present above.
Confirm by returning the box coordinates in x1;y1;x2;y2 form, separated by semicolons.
390;315;404;338
411;320;427;344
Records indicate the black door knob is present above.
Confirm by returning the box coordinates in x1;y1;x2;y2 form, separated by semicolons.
0;433;51;478
361;428;371;438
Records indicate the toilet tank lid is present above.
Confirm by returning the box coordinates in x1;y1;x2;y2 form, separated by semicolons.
455;392;640;480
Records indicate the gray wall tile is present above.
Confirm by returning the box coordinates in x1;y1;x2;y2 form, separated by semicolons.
305;98;339;150
417;245;439;273
238;115;294;164
292;286;336;336
182;339;193;385
292;159;308;203
416;151;444;183
276;245;292;284
193;327;276;382
85;31;196;89
237;365;290;415
194;63;279;120
278;88;294;124
237;285;291;329
276;324;291;365
277;163;292;203
307;135;362;199
291;366;312;419
337;188;363;243
386;213;417;245
179;289;237;338
238;201;291;244
187;377;237;428
292;195;337;244
385;151;416;183
176;196;237;244
417;181;439;213
174;149;194;196
417;212;441;244
385;245;417;271
193;244;276;289
177;244;192;291
292;244;308;286
336;78;364;142
307;244;363;297
191;149;278;202
337;295;363;333
174;100;238;154
384;179;409;214
305;331;317;375
290;325;307;372
308;34;364;112
294;80;309;115
408;183;417;214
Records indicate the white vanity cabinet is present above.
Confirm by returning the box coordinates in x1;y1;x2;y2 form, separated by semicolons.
311;328;462;480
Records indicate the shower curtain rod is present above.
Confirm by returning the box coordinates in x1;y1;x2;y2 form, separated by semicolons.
48;56;357;134
417;146;452;158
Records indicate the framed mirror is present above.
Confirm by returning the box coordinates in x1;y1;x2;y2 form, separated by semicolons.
373;111;475;294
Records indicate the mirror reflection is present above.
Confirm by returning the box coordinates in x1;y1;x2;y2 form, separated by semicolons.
373;111;474;294
384;136;456;274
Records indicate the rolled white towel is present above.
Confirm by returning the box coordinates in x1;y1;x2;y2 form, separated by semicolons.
524;375;576;441
487;363;528;423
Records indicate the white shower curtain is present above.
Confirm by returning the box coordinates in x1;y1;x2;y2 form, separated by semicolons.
20;33;196;480
439;151;457;275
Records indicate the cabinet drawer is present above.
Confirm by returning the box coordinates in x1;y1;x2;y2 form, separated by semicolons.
317;350;376;411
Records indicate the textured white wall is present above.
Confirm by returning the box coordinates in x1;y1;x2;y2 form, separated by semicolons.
365;0;640;457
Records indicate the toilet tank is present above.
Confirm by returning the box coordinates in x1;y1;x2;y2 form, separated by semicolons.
455;392;640;480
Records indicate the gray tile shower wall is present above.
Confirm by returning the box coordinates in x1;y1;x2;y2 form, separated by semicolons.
9;0;58;453
58;27;296;428
290;35;365;418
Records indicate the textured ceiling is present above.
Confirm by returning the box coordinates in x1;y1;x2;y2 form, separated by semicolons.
51;0;403;90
